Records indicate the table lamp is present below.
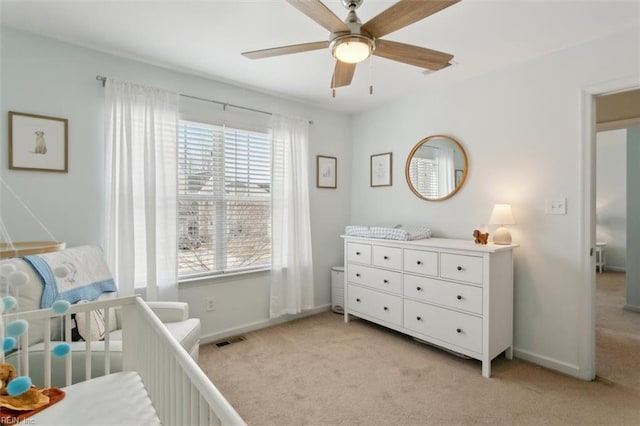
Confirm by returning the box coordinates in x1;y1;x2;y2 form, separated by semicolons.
489;204;515;245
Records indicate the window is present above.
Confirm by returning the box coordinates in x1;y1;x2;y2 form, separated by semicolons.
177;120;272;278
408;157;439;199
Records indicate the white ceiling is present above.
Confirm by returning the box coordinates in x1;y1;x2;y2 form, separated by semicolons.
1;0;639;113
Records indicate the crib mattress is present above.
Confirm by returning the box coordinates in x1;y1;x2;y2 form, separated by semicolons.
28;371;160;425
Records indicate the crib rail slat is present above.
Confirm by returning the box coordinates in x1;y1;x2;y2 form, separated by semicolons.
20;329;29;378
84;311;92;381
104;307;111;375
64;312;73;387
44;317;51;388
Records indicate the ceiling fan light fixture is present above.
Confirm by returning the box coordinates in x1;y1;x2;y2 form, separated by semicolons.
331;35;373;64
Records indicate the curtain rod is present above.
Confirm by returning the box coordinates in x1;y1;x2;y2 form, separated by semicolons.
96;75;313;124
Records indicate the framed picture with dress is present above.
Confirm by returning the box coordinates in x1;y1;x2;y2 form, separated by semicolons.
370;152;392;187
316;155;337;188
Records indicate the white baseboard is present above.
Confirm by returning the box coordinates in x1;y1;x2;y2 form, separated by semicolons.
623;304;640;313
602;266;626;272
513;348;589;380
201;304;332;344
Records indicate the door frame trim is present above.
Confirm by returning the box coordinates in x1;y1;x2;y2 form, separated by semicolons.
579;75;639;380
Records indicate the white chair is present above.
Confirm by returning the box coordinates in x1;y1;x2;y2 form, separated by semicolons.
595;241;607;273
2;245;200;387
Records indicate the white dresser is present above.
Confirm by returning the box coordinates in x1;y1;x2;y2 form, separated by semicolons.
342;236;518;378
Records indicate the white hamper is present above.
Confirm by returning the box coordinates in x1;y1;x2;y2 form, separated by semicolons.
331;266;345;313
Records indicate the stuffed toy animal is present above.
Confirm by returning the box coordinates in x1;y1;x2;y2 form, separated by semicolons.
0;363;50;411
473;229;489;245
0;363;17;395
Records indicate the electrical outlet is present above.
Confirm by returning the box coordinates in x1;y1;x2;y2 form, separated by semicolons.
206;297;215;312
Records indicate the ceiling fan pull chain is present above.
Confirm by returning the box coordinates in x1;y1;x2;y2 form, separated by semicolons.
369;55;374;95
332;88;336;98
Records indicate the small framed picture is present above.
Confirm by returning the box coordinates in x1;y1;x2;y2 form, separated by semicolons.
316;155;337;188
370;152;392;187
9;111;68;173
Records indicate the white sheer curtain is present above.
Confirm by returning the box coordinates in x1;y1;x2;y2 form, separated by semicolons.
270;114;314;318
104;79;179;301
437;145;455;197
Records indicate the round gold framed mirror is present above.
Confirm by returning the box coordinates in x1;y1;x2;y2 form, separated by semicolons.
405;134;468;201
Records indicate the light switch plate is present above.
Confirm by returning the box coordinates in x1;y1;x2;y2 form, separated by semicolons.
545;198;567;215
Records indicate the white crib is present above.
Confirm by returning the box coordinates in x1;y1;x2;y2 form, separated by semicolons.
1;296;245;425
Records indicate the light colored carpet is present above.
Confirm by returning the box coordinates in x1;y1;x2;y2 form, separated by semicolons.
596;271;640;390
199;289;640;425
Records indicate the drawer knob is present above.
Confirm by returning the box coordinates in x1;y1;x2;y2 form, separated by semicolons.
457;266;463;271
356;252;361;255
356;298;361;303
416;260;423;265
457;295;462;300
383;279;389;284
456;328;462;334
383;256;389;260
383;306;389;311
416;286;422;291
356;273;361;277
416;316;422;321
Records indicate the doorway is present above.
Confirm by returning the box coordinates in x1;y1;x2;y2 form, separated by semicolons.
594;126;638;389
582;82;640;383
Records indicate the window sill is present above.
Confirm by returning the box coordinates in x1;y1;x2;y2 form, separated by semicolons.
178;267;271;286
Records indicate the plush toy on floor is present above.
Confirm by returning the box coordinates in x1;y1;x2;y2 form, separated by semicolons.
473;229;489;245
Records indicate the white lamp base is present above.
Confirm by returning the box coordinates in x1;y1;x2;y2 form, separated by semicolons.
493;226;512;245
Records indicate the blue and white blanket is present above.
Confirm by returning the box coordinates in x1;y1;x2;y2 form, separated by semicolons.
23;245;117;309
345;225;432;241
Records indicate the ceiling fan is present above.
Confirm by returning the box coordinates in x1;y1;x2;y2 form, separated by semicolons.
242;0;460;92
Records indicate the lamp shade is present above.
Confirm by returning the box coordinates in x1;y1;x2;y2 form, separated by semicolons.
489;204;515;225
489;204;515;245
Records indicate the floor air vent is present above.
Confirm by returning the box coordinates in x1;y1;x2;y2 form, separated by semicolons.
213;335;246;348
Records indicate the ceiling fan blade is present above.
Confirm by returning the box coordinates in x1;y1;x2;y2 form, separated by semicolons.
287;0;349;33
362;0;460;38
242;41;329;59
373;39;453;70
331;60;356;88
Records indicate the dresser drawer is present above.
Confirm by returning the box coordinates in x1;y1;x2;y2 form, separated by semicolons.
347;243;371;264
372;246;402;270
404;299;482;353
347;264;402;294
440;253;483;285
348;284;403;326
404;274;483;315
403;249;438;276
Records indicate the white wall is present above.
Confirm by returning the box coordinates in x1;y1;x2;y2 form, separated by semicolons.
596;129;627;271
350;28;639;378
627;126;640;311
0;28;352;341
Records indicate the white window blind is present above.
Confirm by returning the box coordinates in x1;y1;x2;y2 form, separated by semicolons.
177;120;272;278
408;157;439;199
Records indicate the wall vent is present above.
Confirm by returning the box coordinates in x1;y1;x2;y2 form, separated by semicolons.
213;335;246;348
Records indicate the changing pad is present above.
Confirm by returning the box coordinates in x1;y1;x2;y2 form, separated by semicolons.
345;225;431;241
